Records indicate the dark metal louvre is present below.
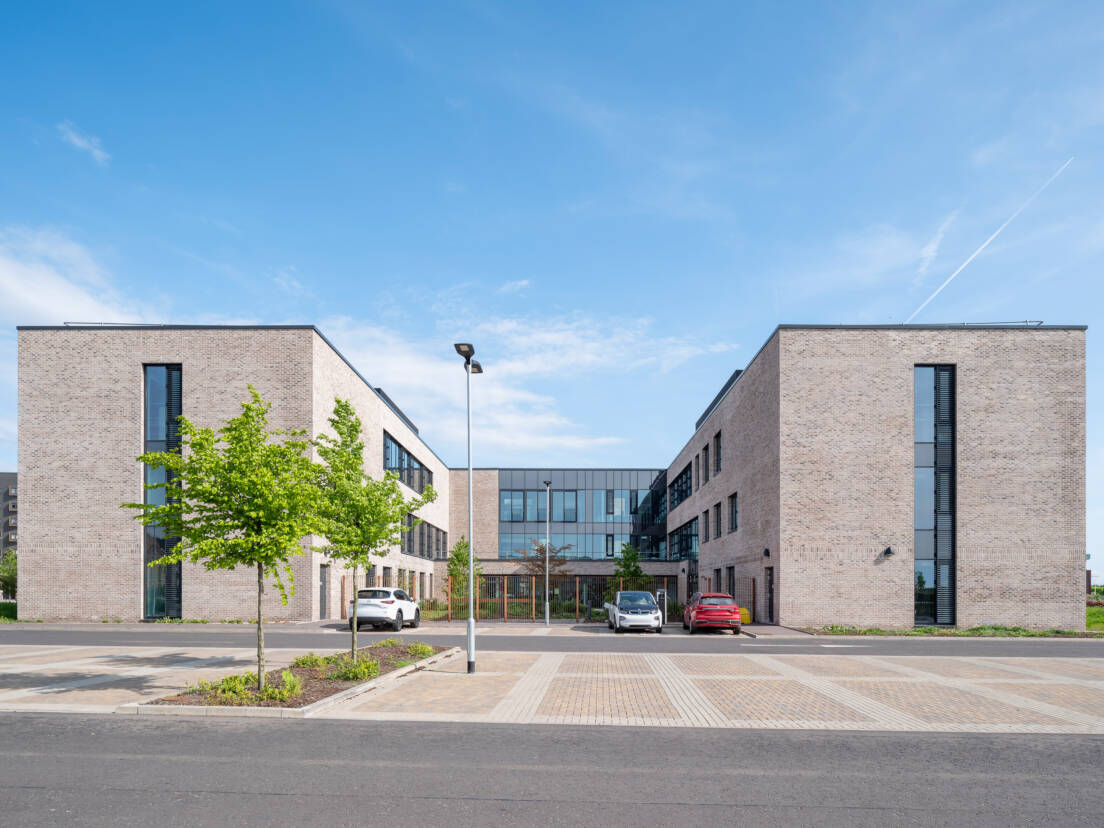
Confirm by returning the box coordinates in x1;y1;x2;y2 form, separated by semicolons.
933;365;955;625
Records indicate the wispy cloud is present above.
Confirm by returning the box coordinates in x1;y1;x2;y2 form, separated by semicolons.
917;211;959;281
56;121;111;166
0;226;145;326
496;279;529;295
321;305;735;465
273;265;312;297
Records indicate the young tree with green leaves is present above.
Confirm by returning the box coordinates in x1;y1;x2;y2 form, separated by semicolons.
314;398;435;661
0;549;15;599
605;543;646;602
446;535;482;600
124;386;323;690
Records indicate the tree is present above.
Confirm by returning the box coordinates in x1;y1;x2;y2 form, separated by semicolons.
446;535;482;600
0;549;15;599
605;543;645;602
519;537;572;579
124;386;322;690
314;398;435;660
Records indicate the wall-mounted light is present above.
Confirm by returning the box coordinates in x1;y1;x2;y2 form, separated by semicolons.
883;546;894;557
763;548;770;558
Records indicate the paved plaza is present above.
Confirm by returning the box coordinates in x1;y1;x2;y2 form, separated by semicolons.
326;649;1104;734
1;640;1103;734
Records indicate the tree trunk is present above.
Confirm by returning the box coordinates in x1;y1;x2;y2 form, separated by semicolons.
350;562;358;662
256;562;265;691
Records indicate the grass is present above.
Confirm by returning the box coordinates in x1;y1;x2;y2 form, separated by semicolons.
1087;605;1104;631
154;617;210;624
812;622;1104;638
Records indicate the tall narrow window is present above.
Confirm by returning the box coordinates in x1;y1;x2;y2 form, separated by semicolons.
914;365;955;625
605;534;614;557
694;455;700;490
605;489;614;515
702;445;710;483
713;432;722;473
713;503;721;539
727;492;738;533
143;364;182;619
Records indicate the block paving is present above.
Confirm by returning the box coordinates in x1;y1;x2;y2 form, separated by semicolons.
2;645;1103;735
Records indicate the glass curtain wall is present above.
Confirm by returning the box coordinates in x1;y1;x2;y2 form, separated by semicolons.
496;470;666;560
914;365;955;625
143;364;182;619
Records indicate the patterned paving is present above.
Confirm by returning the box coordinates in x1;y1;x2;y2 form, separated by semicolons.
324;651;1104;733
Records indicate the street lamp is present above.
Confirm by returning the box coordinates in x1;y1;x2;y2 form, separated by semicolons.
544;480;551;626
454;343;481;673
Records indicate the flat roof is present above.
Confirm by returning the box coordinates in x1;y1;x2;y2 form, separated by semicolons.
691;321;1087;437
16;323;440;462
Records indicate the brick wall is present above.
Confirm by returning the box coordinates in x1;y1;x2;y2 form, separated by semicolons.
777;327;1086;630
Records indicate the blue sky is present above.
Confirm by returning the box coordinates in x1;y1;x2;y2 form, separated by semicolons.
1;1;1101;573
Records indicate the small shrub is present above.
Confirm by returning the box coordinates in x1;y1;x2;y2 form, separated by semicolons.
375;637;399;648
407;642;434;659
327;656;380;682
291;652;328;668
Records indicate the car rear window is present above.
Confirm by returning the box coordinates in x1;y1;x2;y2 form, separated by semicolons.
357;589;391;599
701;596;736;606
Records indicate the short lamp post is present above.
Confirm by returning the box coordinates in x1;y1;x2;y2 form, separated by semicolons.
544;480;551;626
454;343;482;674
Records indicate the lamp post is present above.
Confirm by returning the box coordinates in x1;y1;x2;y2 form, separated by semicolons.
543;480;551;626
454;343;481;674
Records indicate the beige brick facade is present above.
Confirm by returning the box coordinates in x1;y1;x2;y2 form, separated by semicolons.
680;325;1086;630
17;323;1086;629
17;326;444;621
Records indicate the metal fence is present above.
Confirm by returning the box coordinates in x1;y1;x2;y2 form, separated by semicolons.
420;574;679;622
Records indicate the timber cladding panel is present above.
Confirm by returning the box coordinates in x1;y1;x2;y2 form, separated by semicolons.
777;327;1085;630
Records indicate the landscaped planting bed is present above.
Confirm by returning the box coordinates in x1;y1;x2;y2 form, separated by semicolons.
804;624;1104;638
151;640;446;708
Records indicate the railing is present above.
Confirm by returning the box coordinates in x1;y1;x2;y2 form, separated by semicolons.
424;574;679;622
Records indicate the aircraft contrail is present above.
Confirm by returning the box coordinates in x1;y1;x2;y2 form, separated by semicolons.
906;156;1074;323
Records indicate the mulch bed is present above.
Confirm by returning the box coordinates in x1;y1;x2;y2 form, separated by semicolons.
151;642;447;709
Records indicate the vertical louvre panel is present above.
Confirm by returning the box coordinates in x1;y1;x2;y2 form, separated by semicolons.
933;365;955;625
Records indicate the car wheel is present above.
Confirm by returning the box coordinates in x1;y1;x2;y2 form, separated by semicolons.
656;626;663;634
392;611;403;632
688;619;696;635
412;609;420;628
607;618;613;629
614;621;624;634
682;618;688;630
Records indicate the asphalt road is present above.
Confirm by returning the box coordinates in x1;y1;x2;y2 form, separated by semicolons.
1;713;1101;826
2;623;1103;657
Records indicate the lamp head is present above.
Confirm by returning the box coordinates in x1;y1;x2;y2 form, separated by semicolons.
454;343;475;360
470;360;483;374
543;480;551;487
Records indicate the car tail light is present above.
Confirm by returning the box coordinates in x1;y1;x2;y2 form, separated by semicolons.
382;599;394;604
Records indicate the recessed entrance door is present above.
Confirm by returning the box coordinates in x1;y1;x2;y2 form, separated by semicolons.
765;567;775;624
320;565;330;619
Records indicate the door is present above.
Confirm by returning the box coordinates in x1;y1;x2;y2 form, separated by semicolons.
319;565;330;619
764;567;774;624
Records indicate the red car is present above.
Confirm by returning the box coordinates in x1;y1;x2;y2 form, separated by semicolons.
683;592;742;634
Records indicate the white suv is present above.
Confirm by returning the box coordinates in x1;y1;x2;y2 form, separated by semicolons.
348;587;420;632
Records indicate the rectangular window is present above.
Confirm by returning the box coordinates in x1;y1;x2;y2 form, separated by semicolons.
383;432;433;494
605;489;614;515
605;534;614;557
713;503;721;539
383;567;392;587
701;510;710;542
713;568;721;591
914;365;955;626
702;445;710;484
713;432;722;473
563;490;577;522
526;490;539;522
668;464;692;510
667;518;699;561
728;493;738;533
143;364;182;620
693;455;700;490
726;566;735;597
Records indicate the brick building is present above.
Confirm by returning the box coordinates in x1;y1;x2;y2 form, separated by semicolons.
16;323;1086;628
